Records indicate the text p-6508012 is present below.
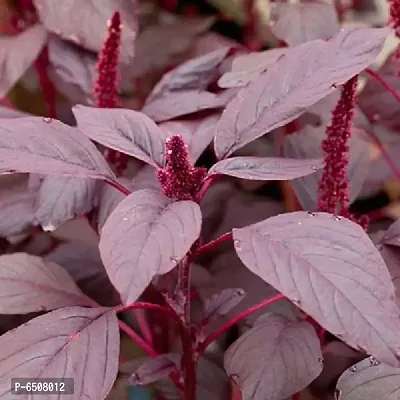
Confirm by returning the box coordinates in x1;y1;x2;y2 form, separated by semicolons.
11;378;74;395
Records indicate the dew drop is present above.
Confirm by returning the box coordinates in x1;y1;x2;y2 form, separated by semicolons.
307;212;316;217
230;374;240;384
292;298;301;306
333;215;342;221
170;257;179;263
311;166;319;171
43;117;53;123
235;288;245;296
369;356;380;366
297;222;302;226
318;357;324;365
332;83;338;88
349;365;357;372
233;239;240;246
167;150;173;155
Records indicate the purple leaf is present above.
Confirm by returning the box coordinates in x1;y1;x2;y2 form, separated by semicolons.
97;179;129;232
336;357;400;399
130;355;177;386
0;117;115;180
358;52;400;130
233;211;400;366
270;2;340;46
146;47;231;103
0;106;29;119
0;24;48;97
224;312;323;400
377;245;400;310
142;89;235;123
159;113;220;163
208;156;323;180
0;306;119;399
44;241;104;282
99;189;202;304
202;250;298;324
34;176;98;230
73;106;166;168
131;16;215;78
214;27;389;159
0;253;91;314
381;220;400;247
48;36;96;106
203;288;246;323
282;126;369;210
33;0;138;64
131;166;161;192
218;48;287;89
310;341;365;396
0;184;37;236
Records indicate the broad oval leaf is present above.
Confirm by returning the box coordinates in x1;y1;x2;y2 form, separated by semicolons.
0;253;91;314
214;27;389;159
45;241;104;282
0;117;115;180
224;312;323;400
270;2;340;46
131;16;214;78
0;184;37;236
282;126;369;210
336;357;400;399
233;211;400;366
146;47;231;103
33;0;138;64
203;288;246;324
0;306;119;399
48;36;96;106
99;189;202;304
208;156;323;180
381;219;400;247
34;176;98;230
130;355;177;386
218;48;287;89
73;106;166;168
0;24;48;97
159;113;220;163
142;90;233;123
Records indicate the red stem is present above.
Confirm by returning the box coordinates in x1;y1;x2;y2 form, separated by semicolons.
197;232;233;254
196;174;219;203
105;178;132;195
35;45;57;118
132;309;154;347
197;294;286;353
365;68;400;105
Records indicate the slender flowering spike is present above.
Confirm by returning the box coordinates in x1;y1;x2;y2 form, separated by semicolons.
157;135;207;201
94;12;129;174
317;76;368;229
94;11;121;108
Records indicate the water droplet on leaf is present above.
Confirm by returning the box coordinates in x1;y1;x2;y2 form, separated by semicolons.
235;289;245;296
333;215;342;221
307;212;316;216
318;357;324;365
230;374;239;384
369;356;380;366
292;298;301;306
297;222;302;226
349;365;357;372
43;117;52;123
233;239;240;246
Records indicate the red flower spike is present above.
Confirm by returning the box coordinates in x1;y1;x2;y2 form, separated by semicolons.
389;0;400;39
94;11;121;109
157;136;207;201
317;75;367;229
